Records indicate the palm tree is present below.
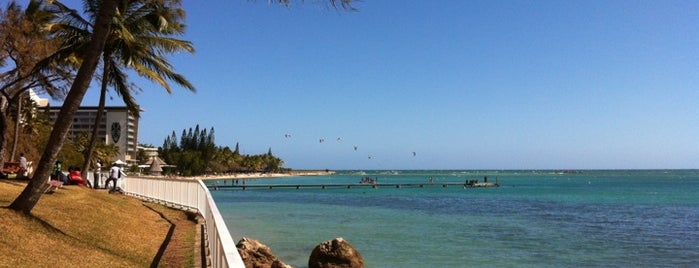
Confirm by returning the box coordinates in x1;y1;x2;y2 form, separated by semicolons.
9;0;118;214
10;0;356;213
54;0;196;176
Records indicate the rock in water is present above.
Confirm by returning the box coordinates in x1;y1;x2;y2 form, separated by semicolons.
236;237;293;268
308;238;364;268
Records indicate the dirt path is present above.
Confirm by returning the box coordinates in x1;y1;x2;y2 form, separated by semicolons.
143;203;202;268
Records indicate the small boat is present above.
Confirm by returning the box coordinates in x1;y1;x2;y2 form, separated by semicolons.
465;176;500;187
359;176;377;185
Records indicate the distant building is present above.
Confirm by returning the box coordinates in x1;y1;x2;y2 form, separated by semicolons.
138;145;167;175
44;106;139;164
138;146;159;159
28;89;49;107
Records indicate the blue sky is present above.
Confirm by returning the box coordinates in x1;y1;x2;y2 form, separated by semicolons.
42;0;698;170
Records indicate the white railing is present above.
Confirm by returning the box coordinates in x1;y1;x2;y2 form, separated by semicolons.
121;176;245;268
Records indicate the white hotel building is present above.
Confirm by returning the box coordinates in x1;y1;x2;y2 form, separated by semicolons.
45;106;139;164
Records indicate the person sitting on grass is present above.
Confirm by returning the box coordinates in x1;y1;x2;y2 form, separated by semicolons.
67;167;86;186
52;159;69;184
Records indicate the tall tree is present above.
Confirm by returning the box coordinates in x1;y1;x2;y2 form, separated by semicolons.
192;125;200;150
10;0;354;212
9;0;118;214
0;0;72;173
47;0;196;176
3;96;52;167
179;128;187;149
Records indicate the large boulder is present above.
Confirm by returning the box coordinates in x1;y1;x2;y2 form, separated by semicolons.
308;238;364;268
236;237;293;268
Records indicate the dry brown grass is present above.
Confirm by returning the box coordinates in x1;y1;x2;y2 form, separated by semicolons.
0;180;199;268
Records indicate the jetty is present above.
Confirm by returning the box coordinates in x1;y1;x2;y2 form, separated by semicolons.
209;181;500;190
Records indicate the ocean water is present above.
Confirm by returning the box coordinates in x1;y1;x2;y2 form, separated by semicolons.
209;170;699;267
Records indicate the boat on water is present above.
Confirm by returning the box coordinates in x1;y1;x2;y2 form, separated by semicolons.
359;176;378;185
466;176;500;187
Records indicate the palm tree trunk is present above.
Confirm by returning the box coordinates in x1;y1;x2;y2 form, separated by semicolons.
81;55;109;178
10;92;23;160
0;97;8;176
9;0;118;214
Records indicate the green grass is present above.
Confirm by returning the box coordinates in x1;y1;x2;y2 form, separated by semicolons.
0;179;199;268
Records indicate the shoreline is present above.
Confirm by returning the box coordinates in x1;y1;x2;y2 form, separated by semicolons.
158;170;336;181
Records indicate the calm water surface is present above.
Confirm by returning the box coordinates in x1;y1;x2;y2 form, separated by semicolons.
210;170;699;267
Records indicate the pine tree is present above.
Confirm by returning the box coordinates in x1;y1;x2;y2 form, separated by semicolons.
180;129;187;149
207;127;215;147
199;127;207;150
192;124;200;150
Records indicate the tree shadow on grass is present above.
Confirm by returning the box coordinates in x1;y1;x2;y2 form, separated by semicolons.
142;204;176;268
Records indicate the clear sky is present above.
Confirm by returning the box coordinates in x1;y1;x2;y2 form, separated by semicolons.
40;0;698;170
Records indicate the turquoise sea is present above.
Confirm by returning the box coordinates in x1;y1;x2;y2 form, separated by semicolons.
209;170;699;267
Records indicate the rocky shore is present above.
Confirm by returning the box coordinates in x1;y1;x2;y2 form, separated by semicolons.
141;169;350;266
237;237;364;268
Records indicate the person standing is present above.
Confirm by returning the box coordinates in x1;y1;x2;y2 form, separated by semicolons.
18;153;28;177
106;163;120;192
93;160;102;189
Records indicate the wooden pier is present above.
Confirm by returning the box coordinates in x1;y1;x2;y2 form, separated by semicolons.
209;182;500;190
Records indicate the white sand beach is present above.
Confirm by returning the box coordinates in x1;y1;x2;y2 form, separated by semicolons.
170;170;335;181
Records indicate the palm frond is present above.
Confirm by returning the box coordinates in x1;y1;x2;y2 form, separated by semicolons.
108;60;141;117
49;0;93;31
48;0;196;104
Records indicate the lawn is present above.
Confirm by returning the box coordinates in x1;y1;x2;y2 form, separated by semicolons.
0;179;200;267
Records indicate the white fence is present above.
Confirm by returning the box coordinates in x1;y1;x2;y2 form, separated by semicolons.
121;176;245;268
